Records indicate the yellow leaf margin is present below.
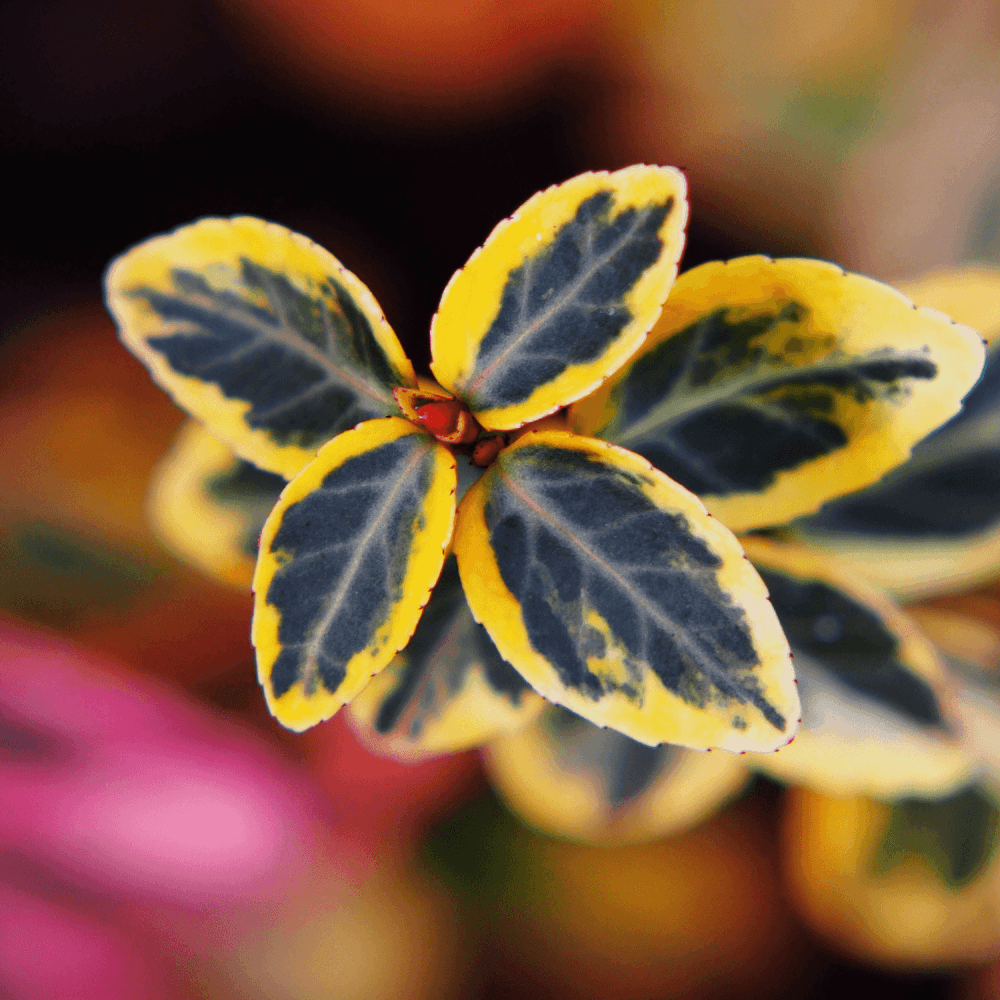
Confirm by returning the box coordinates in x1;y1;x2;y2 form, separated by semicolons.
431;165;688;430
252;417;455;731
106;216;416;479
572;256;986;533
454;429;798;752
744;536;974;798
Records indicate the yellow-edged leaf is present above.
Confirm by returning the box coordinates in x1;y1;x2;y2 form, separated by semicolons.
571;256;986;532
744;537;973;798
791;273;1000;600
106;217;416;478
484;705;750;845
784;784;1000;965
453;429;798;752
148;421;284;589
252;417;455;731
431;166;687;430
348;556;545;758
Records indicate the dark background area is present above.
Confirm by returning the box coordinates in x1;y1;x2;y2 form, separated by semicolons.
0;0;750;370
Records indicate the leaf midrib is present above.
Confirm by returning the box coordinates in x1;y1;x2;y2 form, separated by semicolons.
614;349;934;446
465;207;648;402
299;434;433;684
498;456;765;707
160;273;397;413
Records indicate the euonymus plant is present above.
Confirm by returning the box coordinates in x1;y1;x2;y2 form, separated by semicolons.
106;165;987;767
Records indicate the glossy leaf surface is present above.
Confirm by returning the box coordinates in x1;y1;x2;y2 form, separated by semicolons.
792;268;1000;599
253;418;455;731
744;538;973;798
431;166;688;430
149;421;284;589
571;257;985;532
348;557;545;758
485;706;750;845
106;217;417;477
454;430;798;751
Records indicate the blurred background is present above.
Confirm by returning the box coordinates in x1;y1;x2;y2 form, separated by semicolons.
4;1;1000;998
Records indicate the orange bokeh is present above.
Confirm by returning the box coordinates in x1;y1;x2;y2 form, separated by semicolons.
218;0;614;120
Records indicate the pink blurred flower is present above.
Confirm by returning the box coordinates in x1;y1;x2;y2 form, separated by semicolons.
0;619;373;997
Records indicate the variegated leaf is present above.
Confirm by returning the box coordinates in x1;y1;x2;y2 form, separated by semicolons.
744;537;973;798
785;784;1000;965
570;257;986;532
791;268;1000;600
106;217;417;478
484;705;750;845
431;166;688;430
149;421;284;589
453;429;798;752
253;418;455;732
348;557;545;758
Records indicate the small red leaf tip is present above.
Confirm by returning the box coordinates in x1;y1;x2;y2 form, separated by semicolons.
472;436;505;467
414;399;481;445
415;400;463;437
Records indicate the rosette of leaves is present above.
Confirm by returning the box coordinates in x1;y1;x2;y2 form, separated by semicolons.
108;166;985;785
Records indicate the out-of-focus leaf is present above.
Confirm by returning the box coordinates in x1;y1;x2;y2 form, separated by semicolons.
431;166;688;431
0;523;163;628
911;604;1000;792
784;785;1000;965
744;537;973;798
909;605;1000;675
791;267;1000;600
872;786;999;889
484;705;750;845
454;429;798;751
149;421;285;589
253;418;455;732
105;217;416;478
571;257;985;532
348;557;545;758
